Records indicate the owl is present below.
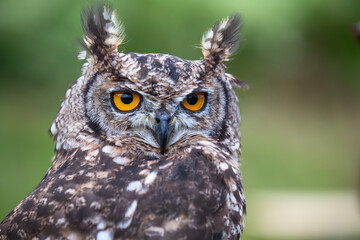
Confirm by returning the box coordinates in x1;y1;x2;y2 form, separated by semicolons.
0;4;247;240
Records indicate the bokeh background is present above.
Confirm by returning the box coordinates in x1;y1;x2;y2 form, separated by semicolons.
0;0;359;239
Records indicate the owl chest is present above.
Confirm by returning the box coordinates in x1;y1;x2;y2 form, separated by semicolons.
52;148;233;218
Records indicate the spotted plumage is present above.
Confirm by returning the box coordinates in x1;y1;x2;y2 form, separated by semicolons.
0;4;246;240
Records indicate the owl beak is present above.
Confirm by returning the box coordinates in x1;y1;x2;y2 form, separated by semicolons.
155;111;171;155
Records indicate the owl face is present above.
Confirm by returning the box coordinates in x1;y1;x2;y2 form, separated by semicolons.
85;53;228;154
52;6;245;157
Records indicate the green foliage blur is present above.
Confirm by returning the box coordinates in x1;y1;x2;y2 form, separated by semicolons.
0;0;359;239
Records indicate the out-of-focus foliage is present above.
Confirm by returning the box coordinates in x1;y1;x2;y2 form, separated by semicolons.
0;0;359;239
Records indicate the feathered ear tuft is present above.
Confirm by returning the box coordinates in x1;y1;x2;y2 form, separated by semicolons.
81;4;125;60
201;14;241;66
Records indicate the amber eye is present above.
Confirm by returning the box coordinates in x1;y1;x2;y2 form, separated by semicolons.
182;92;206;111
112;91;141;112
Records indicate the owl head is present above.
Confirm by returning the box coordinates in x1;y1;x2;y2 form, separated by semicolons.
51;5;246;158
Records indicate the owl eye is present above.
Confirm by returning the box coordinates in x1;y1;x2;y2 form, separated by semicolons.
112;91;141;112
181;92;206;111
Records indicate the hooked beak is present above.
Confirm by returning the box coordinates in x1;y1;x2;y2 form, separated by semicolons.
155;111;172;155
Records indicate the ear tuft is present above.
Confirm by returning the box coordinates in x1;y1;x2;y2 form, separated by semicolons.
81;4;125;60
201;14;241;66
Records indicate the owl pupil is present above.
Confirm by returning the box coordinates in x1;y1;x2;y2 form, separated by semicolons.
121;93;133;104
187;94;198;105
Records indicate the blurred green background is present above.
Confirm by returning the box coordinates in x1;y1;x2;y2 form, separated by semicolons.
0;0;359;239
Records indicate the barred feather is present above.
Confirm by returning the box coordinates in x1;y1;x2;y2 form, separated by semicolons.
81;4;125;59
225;73;249;89
201;14;241;64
